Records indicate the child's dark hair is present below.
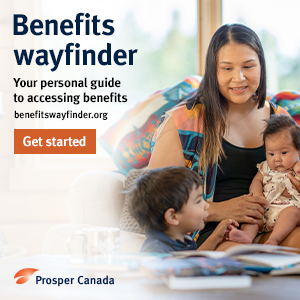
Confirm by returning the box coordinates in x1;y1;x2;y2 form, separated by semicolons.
263;114;300;150
128;166;203;232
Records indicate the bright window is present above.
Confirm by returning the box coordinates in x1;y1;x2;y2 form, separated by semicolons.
223;0;300;92
41;0;198;158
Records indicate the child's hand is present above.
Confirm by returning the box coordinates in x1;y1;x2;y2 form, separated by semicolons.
213;219;239;245
197;219;239;251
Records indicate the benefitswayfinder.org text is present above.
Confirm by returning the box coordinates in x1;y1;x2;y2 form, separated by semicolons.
15;110;108;120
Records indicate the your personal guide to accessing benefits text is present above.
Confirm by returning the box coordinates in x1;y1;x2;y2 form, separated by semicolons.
13;77;127;105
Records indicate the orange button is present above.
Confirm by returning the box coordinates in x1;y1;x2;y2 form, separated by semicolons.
14;129;96;154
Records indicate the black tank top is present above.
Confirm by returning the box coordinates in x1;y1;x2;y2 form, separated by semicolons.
214;102;275;202
213;140;266;202
200;140;266;235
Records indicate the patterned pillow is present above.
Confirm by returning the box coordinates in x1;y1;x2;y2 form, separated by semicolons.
98;75;202;176
269;91;300;125
119;169;150;234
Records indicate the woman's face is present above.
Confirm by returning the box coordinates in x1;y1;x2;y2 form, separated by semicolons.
216;42;261;105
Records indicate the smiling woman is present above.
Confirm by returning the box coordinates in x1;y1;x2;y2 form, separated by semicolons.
148;23;300;251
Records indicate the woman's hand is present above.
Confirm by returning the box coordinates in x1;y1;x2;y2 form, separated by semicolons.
208;193;268;225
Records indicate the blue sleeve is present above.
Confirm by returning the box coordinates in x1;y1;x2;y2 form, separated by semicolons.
140;239;171;253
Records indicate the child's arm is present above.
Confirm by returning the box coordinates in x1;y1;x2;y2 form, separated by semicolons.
198;219;239;251
249;171;264;197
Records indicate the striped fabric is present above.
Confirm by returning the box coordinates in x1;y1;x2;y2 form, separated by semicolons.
269;91;300;126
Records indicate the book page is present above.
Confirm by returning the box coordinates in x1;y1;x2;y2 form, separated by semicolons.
233;253;300;268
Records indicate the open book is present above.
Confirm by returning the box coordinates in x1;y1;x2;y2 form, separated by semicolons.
270;264;300;276
139;256;252;290
171;244;300;274
171;244;299;258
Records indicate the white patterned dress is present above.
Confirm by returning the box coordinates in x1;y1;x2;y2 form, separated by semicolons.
257;161;300;232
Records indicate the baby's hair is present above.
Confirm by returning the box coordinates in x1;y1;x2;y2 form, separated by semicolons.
128;166;203;232
263;114;300;150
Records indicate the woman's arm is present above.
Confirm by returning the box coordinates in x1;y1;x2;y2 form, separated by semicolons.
148;117;186;169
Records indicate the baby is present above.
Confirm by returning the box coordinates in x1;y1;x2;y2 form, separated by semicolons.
229;114;300;245
128;166;238;253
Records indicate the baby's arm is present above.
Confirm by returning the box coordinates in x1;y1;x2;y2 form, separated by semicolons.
198;219;239;251
281;161;300;197
249;171;264;197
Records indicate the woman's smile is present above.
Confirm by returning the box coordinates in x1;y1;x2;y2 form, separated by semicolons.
230;86;248;94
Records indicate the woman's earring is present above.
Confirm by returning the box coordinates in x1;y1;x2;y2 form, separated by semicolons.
252;91;258;100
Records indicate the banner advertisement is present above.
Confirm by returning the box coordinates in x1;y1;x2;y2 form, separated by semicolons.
1;1;300;299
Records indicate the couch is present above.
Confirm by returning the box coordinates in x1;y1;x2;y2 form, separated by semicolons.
41;170;146;255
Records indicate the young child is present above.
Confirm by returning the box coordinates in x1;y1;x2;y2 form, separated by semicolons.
228;114;300;245
128;166;239;253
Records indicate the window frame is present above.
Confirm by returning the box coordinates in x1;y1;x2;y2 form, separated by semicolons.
10;0;222;190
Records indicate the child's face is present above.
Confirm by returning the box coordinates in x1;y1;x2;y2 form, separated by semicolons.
265;129;300;172
176;185;209;233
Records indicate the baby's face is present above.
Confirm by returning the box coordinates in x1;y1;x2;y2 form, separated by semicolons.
265;129;299;172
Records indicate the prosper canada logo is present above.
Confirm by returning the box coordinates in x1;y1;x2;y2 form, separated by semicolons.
14;268;115;286
14;268;39;284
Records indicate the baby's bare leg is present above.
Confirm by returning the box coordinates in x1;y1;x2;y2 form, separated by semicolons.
265;207;300;245
228;223;259;244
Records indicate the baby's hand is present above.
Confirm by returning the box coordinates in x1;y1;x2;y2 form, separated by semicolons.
281;188;292;198
213;219;239;244
293;161;300;178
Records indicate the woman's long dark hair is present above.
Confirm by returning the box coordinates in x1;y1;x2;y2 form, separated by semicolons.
192;23;267;174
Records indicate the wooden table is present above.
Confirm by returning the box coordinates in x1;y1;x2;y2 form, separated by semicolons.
0;255;299;300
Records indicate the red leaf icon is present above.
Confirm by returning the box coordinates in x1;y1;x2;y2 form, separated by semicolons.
14;268;39;284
